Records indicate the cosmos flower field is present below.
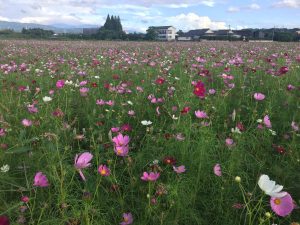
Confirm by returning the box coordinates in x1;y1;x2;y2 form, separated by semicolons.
0;40;299;225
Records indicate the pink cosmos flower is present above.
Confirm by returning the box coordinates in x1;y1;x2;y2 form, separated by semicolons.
213;164;222;176
96;99;105;105
105;100;115;106
128;110;135;116
22;119;32;127
33;172;49;187
27;104;38;114
111;127;120;133
56;80;65;89
264;115;272;128
195;110;209;119
254;93;265;101
0;128;6;137
141;172;160;181
79;87;89;96
173;165;186;174
209;89;216;95
270;193;294;217
112;133;130;147
74;152;93;181
21;196;29;203
120;212;133;225
291;121;299;132
225;138;234;146
114;145;129;157
98;164;111;176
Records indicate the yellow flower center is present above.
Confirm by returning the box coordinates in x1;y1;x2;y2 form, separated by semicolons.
195;87;200;92
124;218;129;222
100;170;106;175
117;149;122;155
274;198;281;205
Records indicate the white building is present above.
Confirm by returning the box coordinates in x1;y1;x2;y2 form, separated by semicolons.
150;26;176;41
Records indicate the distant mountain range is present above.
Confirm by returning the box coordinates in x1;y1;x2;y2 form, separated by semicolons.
0;21;100;34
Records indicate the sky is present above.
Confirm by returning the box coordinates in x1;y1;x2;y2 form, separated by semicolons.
0;0;300;32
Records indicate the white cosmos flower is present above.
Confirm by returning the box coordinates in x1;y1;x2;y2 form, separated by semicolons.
42;96;52;102
258;174;287;198
141;120;152;126
1;164;10;173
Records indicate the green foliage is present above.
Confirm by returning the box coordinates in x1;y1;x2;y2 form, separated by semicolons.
145;27;158;40
96;14;126;40
274;32;297;42
21;28;54;38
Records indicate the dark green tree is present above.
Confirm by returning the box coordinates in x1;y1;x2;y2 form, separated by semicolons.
145;27;158;40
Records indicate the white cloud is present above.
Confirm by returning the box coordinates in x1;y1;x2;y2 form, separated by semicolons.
227;3;261;13
247;3;261;10
227;6;240;12
166;13;227;30
273;0;300;8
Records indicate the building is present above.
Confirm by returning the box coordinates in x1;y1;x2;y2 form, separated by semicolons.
149;26;176;41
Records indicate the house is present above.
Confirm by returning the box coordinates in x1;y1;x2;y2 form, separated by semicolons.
149;26;176;41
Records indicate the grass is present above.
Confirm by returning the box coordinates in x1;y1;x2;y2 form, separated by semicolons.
0;40;299;225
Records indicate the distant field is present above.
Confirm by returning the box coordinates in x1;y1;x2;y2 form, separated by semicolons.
0;40;299;225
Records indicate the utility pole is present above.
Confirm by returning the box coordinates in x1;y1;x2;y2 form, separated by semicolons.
272;26;275;41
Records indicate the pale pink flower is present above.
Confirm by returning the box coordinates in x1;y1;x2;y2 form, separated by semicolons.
254;93;265;101
141;172;160;181
111;127;120;133
120;212;133;225
27;104;38;114
33;172;49;187
128;110;135;116
96;99;105;105
225;138;234;146
291;121;299;131
74;152;93;181
173;165;186;174
213;164;222;176
264;115;272;128
195;110;209;119
105;100;115;106
22;119;32;127
0;128;6;137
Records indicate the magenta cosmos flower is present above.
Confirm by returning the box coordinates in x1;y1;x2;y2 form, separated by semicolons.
254;93;265;101
264;115;272;128
33;172;49;187
141;172;160;181
98;164;110;176
74;152;93;181
213;164;222;176
173;165;186;174
195;110;209;119
56;80;65;89
0;215;10;225
270;192;294;217
120;212;133;225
